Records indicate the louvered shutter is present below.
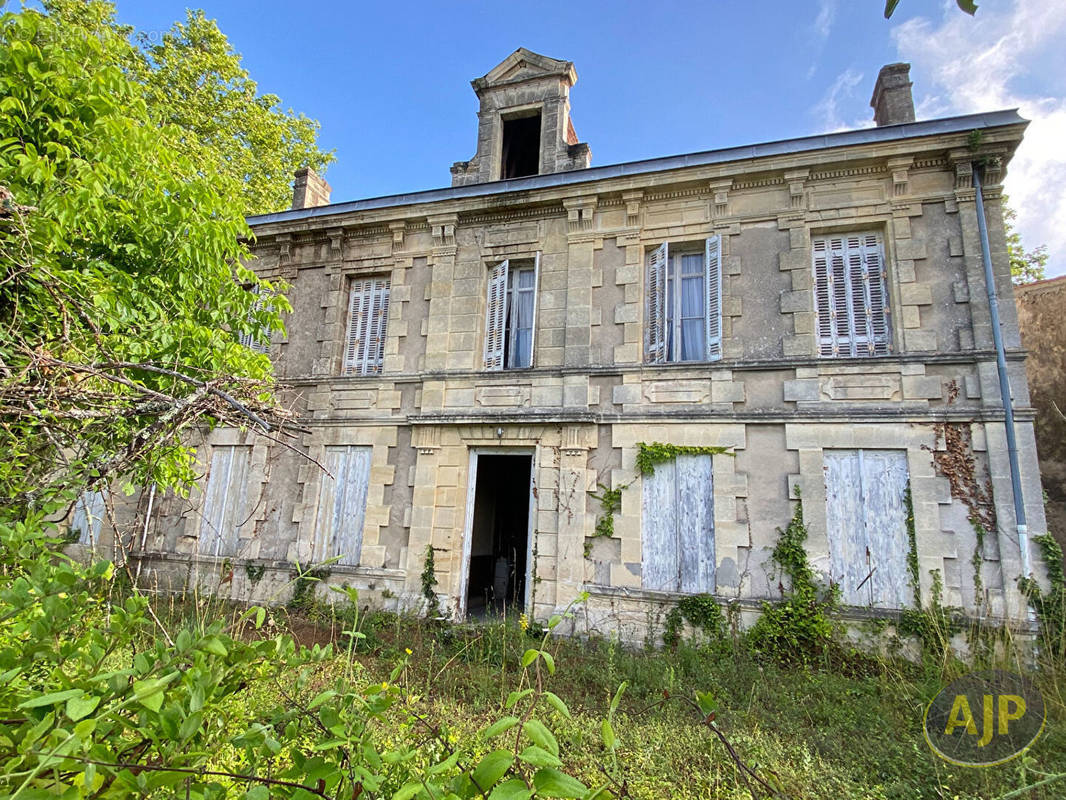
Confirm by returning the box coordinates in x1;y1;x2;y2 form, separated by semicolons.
367;278;390;374
238;288;271;354
813;238;835;356
645;243;667;363
813;233;890;357
704;235;723;361
344;278;391;375
483;260;509;370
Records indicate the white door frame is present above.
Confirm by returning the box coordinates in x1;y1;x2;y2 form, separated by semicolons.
457;446;537;620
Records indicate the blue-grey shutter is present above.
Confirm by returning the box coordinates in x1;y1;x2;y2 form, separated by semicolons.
315;446;371;566
198;445;250;557
72;490;106;547
704;235;723;361
642;454;715;593
824;449;910;608
645;243;668;363
483;260;509;370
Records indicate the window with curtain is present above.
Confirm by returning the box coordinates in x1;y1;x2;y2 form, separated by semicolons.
483;254;541;370
645;236;722;363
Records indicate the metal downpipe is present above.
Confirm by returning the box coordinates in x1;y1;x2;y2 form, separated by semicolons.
972;164;1030;578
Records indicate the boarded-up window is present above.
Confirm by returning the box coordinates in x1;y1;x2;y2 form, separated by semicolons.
484;254;541;370
645;237;722;363
641;454;715;592
344;277;390;375
71;490;106;547
198;445;251;557
812;232;891;357
313;446;372;566
823;449;911;609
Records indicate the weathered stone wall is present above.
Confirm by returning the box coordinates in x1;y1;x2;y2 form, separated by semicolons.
115;116;1048;637
1016;276;1066;551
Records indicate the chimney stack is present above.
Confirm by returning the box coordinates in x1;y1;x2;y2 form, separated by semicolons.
870;63;915;127
292;167;331;210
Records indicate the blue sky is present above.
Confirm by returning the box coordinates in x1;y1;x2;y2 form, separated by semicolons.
112;0;1064;276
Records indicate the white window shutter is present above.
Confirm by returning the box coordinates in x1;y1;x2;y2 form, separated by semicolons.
315;446;371;566
704;235;723;361
345;280;370;374
198;445;249;558
813;233;890;357
483;259;509;370
813;237;835;356
645;243;667;363
367;278;390;374
528;251;540;367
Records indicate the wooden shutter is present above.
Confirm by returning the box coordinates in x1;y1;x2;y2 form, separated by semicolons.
704;235;723;361
824;449;910;609
641;458;677;591
345;278;390;375
315;446;371;566
72;490;106;547
483;260;509;370
813;233;890;357
238;288;271;354
198;445;249;557
641;454;715;593
677;454;715;593
645;243;668;363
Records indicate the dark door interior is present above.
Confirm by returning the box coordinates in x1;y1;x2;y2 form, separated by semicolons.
467;454;532;616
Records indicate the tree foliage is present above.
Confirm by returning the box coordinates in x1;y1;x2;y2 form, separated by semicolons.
0;5;296;514
1003;199;1048;285
885;0;977;19
43;0;334;217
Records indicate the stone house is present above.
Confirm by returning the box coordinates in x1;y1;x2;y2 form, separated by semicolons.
106;49;1047;638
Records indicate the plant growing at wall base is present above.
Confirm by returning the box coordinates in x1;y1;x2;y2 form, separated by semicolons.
747;490;839;665
1019;534;1066;661
663;594;726;649
422;543;440;616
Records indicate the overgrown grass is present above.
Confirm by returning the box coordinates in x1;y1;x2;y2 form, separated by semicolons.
153;595;1066;800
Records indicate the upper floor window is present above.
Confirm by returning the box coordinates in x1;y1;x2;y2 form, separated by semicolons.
483;255;540;370
812;232;891;357
238;286;271;354
344;277;390;375
645;236;722;364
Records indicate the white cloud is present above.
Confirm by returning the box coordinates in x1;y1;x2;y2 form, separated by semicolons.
892;0;1066;276
811;68;868;132
806;0;839;78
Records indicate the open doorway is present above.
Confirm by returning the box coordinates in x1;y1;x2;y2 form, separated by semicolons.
464;453;533;618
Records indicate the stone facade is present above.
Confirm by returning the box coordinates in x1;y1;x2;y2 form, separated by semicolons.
112;51;1047;640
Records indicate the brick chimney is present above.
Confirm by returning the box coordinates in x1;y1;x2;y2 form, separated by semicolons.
870;63;916;127
291;167;331;209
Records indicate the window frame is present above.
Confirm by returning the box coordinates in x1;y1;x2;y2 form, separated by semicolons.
197;444;251;558
343;275;391;376
811;231;892;358
483;253;541;371
645;236;723;364
640;453;715;594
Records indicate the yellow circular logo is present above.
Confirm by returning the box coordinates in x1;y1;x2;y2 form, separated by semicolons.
924;670;1045;767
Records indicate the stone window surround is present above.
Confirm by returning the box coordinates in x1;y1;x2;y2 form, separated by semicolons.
292;423;397;570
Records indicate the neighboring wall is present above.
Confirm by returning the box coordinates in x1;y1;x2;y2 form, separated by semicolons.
1016;276;1066;550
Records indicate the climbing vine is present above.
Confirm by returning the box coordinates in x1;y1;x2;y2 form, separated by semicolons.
1019;534;1066;661
747;490;838;665
899;568;959;663
590;483;623;539
925;422;996;604
904;486;920;608
636;442;731;475
663;593;726;649
421;544;439;615
289;566;331;611
244;562;266;585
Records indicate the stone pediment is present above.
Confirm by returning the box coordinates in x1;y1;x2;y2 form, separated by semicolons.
472;48;576;92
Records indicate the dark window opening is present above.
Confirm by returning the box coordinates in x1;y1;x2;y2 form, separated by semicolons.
466;454;532;616
501;114;541;179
